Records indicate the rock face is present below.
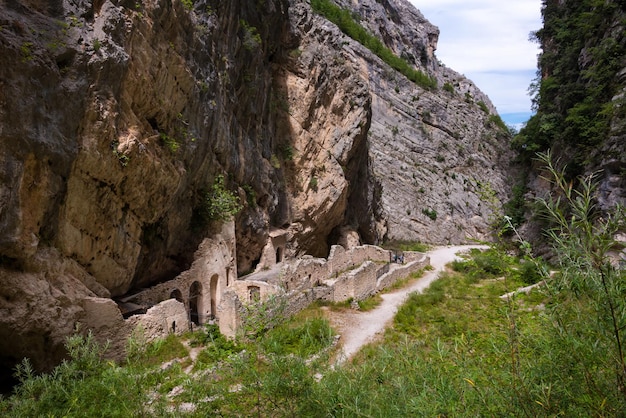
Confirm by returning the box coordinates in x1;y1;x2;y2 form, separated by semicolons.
515;0;626;213
0;0;512;377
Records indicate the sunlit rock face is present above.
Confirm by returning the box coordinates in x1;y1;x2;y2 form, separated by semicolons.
0;0;511;375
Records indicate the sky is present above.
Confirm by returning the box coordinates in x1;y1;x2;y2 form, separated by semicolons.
410;0;543;128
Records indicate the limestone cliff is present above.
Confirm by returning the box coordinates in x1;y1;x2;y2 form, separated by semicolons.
0;0;512;378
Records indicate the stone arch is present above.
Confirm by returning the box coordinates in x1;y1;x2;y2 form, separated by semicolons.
189;281;203;325
209;274;219;320
170;288;183;303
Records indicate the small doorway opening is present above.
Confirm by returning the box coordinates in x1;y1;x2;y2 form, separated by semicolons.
189;281;203;325
248;286;260;303
209;274;218;320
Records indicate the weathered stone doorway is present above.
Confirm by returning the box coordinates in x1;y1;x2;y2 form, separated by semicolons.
189;281;202;325
209;274;218;320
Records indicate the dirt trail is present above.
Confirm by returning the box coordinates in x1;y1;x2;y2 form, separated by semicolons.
329;245;487;363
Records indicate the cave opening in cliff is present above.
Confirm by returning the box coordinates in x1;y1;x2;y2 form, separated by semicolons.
189;281;202;325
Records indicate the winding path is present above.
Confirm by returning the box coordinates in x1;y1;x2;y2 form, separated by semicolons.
329;245;487;363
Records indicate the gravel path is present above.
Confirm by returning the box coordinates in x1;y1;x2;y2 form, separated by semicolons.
329;245;487;363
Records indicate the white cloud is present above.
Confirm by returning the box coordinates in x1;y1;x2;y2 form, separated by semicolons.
410;0;542;118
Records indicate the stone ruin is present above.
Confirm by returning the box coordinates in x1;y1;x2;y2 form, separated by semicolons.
80;221;430;359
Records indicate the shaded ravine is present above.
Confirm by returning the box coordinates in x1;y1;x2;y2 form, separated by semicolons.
330;245;488;363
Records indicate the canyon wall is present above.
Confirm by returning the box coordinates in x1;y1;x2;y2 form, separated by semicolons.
0;0;513;377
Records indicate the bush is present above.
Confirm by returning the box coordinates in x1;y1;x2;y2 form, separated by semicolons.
310;0;436;90
422;207;437;221
1;333;160;417
515;258;545;285
201;175;242;222
443;82;454;94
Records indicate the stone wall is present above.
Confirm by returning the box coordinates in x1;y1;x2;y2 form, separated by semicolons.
81;237;429;347
223;244;430;336
377;257;429;290
82;297;188;361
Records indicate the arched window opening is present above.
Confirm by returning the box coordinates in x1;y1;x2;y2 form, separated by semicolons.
170;289;183;303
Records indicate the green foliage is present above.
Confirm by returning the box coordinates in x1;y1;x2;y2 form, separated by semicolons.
514;258;546;285
422;207;437;221
502;181;527;228
308;176;318;191
382;240;431;253
1;333;162;417
181;0;193;11
477;100;489;114
310;0;437;90
262;317;335;356
242;184;257;208
240;294;288;341
278;143;294;160
356;294;382;311
534;151;626;401
487;114;508;132
443;81;455;94
20;42;33;62
92;38;101;52
159;132;179;153
193;325;243;370
128;333;188;368
450;247;510;279
239;19;262;51
201;174;242;223
515;0;625;171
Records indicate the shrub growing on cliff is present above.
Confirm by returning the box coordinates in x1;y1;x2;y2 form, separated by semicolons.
202;175;242;222
310;0;436;90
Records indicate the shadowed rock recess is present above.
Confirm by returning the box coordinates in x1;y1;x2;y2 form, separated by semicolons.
0;0;513;380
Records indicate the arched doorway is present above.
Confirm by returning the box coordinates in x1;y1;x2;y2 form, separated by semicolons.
189;281;202;325
276;246;283;263
170;289;183;303
209;274;219;320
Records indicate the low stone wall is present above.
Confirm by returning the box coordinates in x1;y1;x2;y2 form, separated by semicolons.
82;297;188;361
223;245;431;337
377;254;430;291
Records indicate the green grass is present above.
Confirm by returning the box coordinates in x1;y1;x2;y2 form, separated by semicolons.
4;248;624;416
356;294;382;311
382;240;431;253
128;333;188;368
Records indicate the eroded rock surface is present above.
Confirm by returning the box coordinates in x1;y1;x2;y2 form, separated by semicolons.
0;0;513;376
